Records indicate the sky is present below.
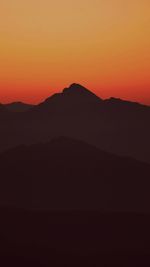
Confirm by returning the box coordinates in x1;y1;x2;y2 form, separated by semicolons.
0;0;150;105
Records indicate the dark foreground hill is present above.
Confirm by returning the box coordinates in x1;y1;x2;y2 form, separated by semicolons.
0;83;150;163
0;137;150;212
1;209;150;266
1;138;150;266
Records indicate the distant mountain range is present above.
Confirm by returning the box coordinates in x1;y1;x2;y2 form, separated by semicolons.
4;102;34;112
0;137;150;212
0;83;150;163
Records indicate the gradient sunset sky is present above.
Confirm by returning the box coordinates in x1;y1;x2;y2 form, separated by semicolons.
0;0;150;104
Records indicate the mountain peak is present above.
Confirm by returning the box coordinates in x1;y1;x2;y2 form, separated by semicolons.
70;83;87;90
63;83;92;93
40;83;102;108
62;83;101;100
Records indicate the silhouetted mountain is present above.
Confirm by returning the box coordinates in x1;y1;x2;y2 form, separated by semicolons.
46;83;101;103
5;102;34;112
62;83;101;102
0;137;150;212
35;83;102;114
0;83;150;163
105;96;150;111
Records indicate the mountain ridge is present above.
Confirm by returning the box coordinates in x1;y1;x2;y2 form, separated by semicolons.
4;102;34;112
1;83;150;108
0;83;149;163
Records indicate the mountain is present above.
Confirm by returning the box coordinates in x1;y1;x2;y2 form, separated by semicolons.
5;102;34;112
0;137;150;212
45;83;101;103
49;83;101;101
34;83;102;114
0;83;149;163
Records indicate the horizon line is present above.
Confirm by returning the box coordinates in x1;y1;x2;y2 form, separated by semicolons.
1;83;150;107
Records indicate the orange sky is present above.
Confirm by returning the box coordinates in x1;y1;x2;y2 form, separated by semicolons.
0;0;150;104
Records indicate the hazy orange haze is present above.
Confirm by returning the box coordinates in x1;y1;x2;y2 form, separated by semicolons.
0;0;150;104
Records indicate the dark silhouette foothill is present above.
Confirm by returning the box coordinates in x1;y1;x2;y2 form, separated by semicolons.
0;137;150;212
